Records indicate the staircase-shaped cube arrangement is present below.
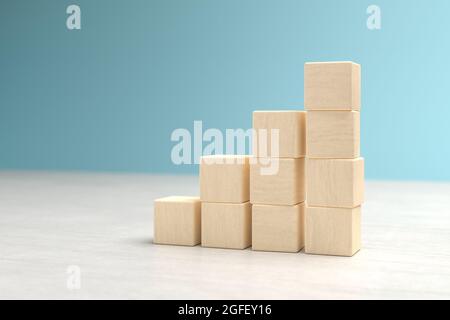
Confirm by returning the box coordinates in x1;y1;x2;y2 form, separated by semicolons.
153;60;364;257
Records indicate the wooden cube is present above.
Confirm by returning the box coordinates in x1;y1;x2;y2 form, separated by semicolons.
305;206;361;257
304;61;360;111
200;155;250;203
201;202;251;249
153;196;201;246
306;111;360;159
250;158;305;205
306;158;364;208
253;111;306;158
252;203;305;253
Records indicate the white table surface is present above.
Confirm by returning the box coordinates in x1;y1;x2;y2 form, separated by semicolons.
1;171;449;300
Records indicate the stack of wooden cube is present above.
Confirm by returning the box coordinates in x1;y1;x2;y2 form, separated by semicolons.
250;111;306;252
199;155;252;250
153;60;364;258
154;155;252;249
304;61;364;257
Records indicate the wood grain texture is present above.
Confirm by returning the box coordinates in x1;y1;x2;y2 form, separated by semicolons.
2;172;450;299
306;111;360;159
306;158;364;208
250;158;305;205
153;196;201;246
200;155;250;203
253;111;306;158
201;201;251;250
252;203;305;253
304;61;361;111
305;206;361;257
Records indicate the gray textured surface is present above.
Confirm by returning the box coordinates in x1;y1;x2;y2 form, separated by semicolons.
1;171;450;299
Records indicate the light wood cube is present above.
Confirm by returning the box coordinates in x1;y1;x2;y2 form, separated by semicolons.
304;61;361;111
305;206;361;257
153;196;201;246
250;158;305;205
252;203;305;253
306;111;360;159
200;155;250;203
253;111;306;158
201;202;251;249
306;158;364;208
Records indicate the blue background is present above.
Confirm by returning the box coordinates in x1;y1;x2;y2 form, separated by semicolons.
1;0;449;180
